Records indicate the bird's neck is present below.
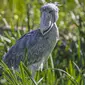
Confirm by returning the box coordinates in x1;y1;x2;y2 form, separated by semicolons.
42;22;56;35
44;22;59;41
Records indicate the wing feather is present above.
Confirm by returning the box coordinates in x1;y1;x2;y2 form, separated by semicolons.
3;29;40;68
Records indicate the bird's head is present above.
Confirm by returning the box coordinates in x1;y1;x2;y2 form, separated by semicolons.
40;3;59;35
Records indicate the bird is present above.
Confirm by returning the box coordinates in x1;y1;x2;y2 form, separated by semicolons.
3;3;59;74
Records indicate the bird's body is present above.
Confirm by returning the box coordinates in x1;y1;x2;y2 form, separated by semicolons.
3;3;59;71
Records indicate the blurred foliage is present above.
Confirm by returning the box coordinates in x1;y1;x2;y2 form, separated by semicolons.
0;0;85;85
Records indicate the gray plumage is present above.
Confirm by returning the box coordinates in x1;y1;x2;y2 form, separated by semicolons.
3;3;59;71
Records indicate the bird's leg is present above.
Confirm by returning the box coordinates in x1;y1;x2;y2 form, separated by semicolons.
30;76;38;85
29;65;38;85
29;61;44;84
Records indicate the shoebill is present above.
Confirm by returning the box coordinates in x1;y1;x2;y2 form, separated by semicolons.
3;3;59;74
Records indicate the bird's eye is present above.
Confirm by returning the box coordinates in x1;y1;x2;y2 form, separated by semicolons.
49;10;53;13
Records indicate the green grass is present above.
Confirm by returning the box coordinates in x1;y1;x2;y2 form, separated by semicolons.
0;60;85;85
